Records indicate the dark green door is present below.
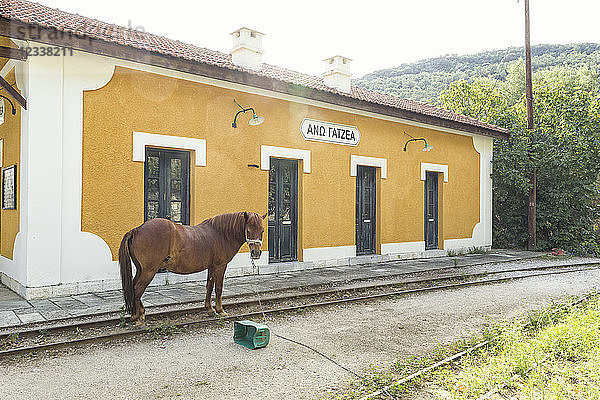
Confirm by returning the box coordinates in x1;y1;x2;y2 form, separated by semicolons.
356;165;376;255
425;171;438;250
144;148;190;224
268;158;298;262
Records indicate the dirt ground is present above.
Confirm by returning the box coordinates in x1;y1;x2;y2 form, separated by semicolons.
1;269;599;400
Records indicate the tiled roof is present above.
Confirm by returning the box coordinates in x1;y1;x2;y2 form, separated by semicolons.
0;0;508;136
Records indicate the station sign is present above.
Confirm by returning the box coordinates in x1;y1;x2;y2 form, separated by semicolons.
300;118;360;146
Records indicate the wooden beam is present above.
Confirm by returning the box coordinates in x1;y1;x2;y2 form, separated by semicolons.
0;45;26;60
0;74;26;109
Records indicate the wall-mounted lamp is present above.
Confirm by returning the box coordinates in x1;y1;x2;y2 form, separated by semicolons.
402;131;432;152
0;95;16;116
232;99;264;128
403;138;433;152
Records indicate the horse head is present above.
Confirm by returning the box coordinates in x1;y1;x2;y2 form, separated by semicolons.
244;211;266;259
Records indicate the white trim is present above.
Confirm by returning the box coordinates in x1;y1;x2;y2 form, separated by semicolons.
0;54;28;287
442;136;493;250
472;136;493;247
302;245;356;262
350;155;388;178
0;54;21;287
228;251;269;268
444;228;483;250
0;59;17;78
261;145;311;173
420;162;448;182
56;53;116;286
381;241;425;254
16;54;65;287
132;131;206;166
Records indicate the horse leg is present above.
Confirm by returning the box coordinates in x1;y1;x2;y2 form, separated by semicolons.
204;269;216;314
214;265;228;316
133;268;156;326
130;269;141;322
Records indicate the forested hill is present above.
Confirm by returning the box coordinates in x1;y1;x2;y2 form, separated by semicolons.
354;43;600;102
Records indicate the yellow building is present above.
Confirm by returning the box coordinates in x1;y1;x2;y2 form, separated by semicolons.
0;1;507;299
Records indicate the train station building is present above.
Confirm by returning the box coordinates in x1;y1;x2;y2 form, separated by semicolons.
0;0;508;299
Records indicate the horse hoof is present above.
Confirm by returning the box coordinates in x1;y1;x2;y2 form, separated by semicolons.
134;319;146;327
216;310;228;317
205;307;217;315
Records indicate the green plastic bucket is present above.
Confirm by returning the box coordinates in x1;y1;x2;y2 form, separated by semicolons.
233;320;271;349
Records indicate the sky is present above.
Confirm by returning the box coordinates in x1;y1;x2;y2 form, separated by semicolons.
35;0;600;78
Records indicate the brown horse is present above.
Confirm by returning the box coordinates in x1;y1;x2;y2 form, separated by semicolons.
119;211;266;325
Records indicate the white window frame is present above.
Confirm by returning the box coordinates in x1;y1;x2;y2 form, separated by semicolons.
350;155;387;178
420;162;448;182
133;131;206;167
260;145;311;173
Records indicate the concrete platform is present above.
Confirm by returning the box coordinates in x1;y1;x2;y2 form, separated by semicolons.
0;250;550;330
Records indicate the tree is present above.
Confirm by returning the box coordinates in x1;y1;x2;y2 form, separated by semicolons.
439;66;600;254
355;43;600;103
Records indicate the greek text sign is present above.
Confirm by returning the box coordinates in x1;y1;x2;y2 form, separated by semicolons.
300;118;360;146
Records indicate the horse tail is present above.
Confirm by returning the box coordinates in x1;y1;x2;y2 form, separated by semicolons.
119;228;136;316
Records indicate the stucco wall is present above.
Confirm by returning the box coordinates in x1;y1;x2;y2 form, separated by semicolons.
82;66;480;261
0;67;21;259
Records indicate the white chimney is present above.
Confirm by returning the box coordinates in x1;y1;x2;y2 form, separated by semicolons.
322;55;352;93
230;27;264;71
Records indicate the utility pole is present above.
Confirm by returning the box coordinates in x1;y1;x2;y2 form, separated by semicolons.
525;0;536;250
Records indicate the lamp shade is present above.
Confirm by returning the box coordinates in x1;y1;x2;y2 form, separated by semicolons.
248;115;265;126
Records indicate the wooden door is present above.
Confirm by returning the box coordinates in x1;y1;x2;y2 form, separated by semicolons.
356;165;376;255
425;171;438;250
268;158;298;262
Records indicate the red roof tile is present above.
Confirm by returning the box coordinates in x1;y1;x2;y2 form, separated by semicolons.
0;0;508;136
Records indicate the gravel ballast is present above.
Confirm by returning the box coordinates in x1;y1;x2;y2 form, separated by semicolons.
1;268;599;400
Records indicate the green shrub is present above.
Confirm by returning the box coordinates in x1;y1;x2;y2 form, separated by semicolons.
439;67;600;255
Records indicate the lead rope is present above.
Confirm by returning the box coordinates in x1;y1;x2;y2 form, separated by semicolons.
245;232;261;275
251;286;395;399
250;257;260;275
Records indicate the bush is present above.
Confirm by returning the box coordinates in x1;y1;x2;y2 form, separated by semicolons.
439;66;600;254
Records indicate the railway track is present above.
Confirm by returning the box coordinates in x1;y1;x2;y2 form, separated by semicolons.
0;257;592;337
358;289;597;400
1;261;599;359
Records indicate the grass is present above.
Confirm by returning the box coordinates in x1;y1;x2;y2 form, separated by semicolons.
119;307;128;328
326;336;487;399
6;332;19;344
326;294;600;400
148;320;182;337
447;247;489;258
428;295;600;399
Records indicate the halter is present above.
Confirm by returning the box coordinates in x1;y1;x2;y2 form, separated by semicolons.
245;231;263;247
245;231;262;275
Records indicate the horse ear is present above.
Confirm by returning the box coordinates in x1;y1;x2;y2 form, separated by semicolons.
261;212;267;220
244;211;249;222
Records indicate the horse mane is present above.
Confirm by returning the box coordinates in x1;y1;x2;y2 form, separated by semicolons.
206;212;246;242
